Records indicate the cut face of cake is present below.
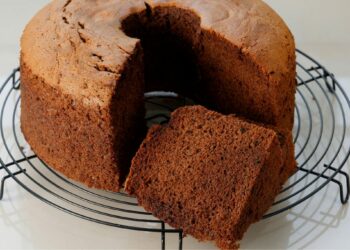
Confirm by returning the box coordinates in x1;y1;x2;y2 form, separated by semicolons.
125;105;294;249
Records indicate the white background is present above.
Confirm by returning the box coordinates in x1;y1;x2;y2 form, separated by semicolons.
0;1;350;249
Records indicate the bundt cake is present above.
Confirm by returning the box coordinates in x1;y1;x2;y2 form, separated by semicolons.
125;105;295;249
20;0;296;191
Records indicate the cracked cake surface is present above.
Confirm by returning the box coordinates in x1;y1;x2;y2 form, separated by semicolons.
21;0;295;108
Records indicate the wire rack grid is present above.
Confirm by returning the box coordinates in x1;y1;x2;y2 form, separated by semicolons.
0;49;349;250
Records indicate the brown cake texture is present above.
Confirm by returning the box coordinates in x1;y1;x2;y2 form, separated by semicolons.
20;0;296;191
125;105;295;249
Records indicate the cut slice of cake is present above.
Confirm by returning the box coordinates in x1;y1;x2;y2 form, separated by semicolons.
125;105;295;249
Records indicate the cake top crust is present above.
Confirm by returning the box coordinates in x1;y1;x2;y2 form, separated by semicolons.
21;0;294;107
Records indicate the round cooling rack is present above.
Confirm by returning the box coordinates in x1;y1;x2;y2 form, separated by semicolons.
0;49;349;250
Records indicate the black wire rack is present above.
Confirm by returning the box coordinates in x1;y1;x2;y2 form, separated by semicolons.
0;49;349;250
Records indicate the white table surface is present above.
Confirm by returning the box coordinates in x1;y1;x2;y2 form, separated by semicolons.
1;1;350;249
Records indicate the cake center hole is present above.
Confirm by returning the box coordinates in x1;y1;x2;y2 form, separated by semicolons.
121;5;202;98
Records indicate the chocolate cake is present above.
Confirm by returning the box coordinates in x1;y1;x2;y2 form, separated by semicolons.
125;105;295;249
20;0;296;191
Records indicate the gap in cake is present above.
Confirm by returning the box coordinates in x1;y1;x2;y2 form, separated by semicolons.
122;6;201;100
121;5;292;129
144;92;196;128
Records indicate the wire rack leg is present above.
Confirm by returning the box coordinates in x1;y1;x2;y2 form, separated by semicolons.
161;222;166;250
298;165;349;205
0;169;26;200
304;66;336;93
159;222;183;250
324;164;350;204
178;230;183;250
12;68;20;90
322;71;336;93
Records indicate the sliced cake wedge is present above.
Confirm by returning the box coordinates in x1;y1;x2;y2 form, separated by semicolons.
125;105;295;249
